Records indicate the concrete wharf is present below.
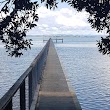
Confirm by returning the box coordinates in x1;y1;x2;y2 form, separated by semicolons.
0;39;81;110
36;39;81;110
43;38;63;43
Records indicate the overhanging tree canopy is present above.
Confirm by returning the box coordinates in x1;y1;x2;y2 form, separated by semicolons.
0;0;110;56
0;0;39;57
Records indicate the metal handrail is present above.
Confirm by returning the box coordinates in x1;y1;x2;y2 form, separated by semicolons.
0;38;51;110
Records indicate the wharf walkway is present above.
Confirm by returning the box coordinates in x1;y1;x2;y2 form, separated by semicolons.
36;39;81;110
0;39;81;110
43;38;63;43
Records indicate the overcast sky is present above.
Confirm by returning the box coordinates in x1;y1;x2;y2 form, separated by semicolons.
27;3;106;35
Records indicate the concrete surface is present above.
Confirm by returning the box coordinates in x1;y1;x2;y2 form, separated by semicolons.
36;39;82;110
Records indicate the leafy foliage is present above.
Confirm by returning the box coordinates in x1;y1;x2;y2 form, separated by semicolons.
42;0;110;55
0;0;110;56
0;0;38;57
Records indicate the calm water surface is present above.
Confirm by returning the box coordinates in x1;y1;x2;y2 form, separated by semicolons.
0;35;110;110
56;35;110;110
0;36;45;98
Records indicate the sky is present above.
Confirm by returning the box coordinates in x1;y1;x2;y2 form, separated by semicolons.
27;2;106;35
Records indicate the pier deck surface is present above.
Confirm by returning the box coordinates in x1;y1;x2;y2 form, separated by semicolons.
36;40;81;110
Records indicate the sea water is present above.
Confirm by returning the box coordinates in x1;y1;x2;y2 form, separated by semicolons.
56;35;110;110
0;35;110;110
0;36;45;98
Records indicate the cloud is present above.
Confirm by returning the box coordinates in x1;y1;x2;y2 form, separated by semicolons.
27;6;105;35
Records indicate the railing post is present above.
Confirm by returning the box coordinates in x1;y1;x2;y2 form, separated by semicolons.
36;62;39;84
4;99;12;110
32;68;36;96
20;81;26;110
39;58;43;81
33;64;38;87
37;60;41;83
28;72;32;109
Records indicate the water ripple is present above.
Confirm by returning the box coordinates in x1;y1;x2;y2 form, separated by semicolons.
56;47;110;110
